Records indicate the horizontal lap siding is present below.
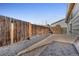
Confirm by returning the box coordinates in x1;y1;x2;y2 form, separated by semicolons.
71;16;79;36
69;4;79;36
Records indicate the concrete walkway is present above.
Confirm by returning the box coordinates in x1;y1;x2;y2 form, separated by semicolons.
40;41;79;56
19;34;77;56
50;34;76;44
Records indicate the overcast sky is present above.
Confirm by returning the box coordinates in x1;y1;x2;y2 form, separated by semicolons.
0;3;67;25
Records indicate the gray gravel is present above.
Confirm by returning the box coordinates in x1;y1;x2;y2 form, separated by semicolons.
21;45;48;56
73;39;79;54
0;34;49;56
40;41;79;56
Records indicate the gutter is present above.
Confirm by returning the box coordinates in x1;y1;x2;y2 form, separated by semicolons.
65;3;75;23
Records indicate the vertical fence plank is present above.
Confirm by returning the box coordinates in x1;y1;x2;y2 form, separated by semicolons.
16;20;21;42
6;17;11;45
13;20;17;43
0;15;50;47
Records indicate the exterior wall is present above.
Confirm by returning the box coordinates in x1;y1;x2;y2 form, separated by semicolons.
67;3;79;37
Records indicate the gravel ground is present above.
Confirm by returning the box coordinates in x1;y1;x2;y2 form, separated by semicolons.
0;34;49;56
40;41;79;56
73;39;79;54
20;45;48;56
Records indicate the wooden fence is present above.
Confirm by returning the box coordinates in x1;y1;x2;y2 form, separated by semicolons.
51;25;63;34
0;16;11;46
0;15;49;47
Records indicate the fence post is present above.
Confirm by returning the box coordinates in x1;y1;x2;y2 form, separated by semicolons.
28;22;32;39
10;20;14;44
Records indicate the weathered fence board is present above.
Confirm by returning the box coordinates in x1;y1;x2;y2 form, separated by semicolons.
0;15;50;47
0;16;11;46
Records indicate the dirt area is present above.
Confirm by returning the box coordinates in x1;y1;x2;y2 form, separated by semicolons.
40;41;79;56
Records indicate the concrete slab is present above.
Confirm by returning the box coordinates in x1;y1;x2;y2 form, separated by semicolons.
51;34;76;43
17;34;77;56
40;41;79;56
17;34;53;55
